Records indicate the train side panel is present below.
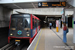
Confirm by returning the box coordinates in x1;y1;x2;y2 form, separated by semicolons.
8;14;40;44
29;14;38;43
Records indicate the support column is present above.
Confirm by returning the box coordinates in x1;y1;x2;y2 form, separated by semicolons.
65;15;68;27
62;8;65;28
63;8;65;23
73;8;75;43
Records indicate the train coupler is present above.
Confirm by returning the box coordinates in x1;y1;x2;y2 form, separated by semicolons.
15;40;20;46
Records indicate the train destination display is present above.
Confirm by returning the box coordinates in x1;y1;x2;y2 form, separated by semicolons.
38;2;66;7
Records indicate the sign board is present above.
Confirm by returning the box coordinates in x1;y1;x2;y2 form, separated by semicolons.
38;2;66;7
56;20;59;27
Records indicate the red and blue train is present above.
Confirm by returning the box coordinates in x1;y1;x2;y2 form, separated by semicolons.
8;14;40;44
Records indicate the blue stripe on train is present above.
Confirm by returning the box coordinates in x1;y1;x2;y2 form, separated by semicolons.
31;29;33;38
31;28;37;38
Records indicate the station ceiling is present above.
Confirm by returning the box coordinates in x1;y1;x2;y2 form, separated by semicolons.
0;0;74;18
1;2;73;9
1;2;38;9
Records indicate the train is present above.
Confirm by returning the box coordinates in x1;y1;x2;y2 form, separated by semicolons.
8;14;40;45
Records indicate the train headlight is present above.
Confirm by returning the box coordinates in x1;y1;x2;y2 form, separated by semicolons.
10;33;13;36
27;34;29;36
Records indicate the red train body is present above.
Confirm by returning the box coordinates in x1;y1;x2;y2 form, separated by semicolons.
8;14;40;43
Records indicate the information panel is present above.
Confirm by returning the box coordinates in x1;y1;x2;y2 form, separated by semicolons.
38;2;66;7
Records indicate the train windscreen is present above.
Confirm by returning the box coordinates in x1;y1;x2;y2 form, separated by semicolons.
24;18;30;28
11;18;16;28
10;17;30;30
17;18;23;30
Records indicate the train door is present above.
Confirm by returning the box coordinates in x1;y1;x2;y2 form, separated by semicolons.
37;20;39;33
37;19;38;33
24;17;31;37
35;19;37;33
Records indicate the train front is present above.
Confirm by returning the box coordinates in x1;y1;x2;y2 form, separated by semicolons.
8;14;31;45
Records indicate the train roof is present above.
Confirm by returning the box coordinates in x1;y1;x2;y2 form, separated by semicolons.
11;13;30;16
32;15;40;20
11;14;40;20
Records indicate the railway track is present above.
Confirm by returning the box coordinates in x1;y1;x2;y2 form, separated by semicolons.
0;40;29;50
0;42;14;50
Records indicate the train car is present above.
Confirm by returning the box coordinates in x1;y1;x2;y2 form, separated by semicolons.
8;14;40;45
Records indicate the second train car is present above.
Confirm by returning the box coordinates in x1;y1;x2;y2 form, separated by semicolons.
8;14;40;44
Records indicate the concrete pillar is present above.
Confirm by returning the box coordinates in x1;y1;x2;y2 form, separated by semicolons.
62;8;65;28
65;15;68;27
73;8;75;43
63;8;65;23
59;19;61;31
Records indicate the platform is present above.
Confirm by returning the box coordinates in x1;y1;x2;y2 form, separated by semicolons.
27;28;73;50
52;28;75;49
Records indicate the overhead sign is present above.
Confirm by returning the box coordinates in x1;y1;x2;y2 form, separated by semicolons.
38;2;66;7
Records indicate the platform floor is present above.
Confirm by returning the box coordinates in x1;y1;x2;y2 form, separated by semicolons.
27;28;74;50
52;28;75;49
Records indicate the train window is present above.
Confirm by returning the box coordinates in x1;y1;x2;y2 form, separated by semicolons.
11;18;16;28
17;18;23;30
37;20;39;26
33;18;35;29
25;19;28;28
39;20;40;26
35;19;37;27
24;18;30;28
37;20;38;26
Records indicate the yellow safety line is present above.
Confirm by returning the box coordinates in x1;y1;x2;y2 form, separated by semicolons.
34;30;42;50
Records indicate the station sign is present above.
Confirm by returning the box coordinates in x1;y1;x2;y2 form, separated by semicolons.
56;20;59;27
38;2;66;7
